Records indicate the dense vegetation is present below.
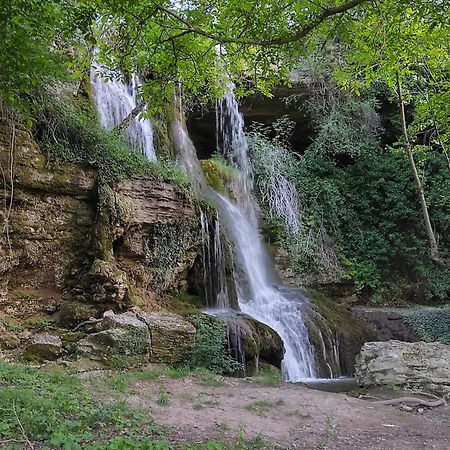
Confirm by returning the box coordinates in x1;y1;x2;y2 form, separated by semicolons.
1;0;449;304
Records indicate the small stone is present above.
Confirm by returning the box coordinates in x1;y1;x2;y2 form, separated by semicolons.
399;405;413;412
418;408;424;414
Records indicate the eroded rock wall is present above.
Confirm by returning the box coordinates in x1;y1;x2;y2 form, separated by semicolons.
0;119;201;332
0;119;97;317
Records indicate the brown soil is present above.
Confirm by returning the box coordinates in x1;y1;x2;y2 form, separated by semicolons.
120;373;450;449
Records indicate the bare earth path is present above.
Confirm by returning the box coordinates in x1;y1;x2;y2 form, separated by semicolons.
118;373;450;449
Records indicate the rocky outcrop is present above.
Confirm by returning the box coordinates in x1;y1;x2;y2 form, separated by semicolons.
111;178;200;298
138;312;196;365
0;119;202;331
75;310;195;368
205;311;284;376
0;119;96;314
24;333;63;361
352;307;420;342
304;291;377;377
355;340;450;396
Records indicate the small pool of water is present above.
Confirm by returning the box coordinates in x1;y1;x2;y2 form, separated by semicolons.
297;377;357;393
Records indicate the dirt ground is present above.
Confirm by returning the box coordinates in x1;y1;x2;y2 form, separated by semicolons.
117;372;450;450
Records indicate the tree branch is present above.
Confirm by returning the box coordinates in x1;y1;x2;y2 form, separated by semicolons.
151;0;369;46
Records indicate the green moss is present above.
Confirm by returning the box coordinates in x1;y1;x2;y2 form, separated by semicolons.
200;156;239;196
164;292;202;313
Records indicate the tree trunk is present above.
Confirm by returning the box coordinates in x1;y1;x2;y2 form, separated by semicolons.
396;77;441;261
114;102;145;131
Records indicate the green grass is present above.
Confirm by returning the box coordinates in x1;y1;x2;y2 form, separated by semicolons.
1;321;23;333
194;368;225;387
25;318;54;330
245;399;283;416
0;362;162;448
108;366;190;393
250;366;282;387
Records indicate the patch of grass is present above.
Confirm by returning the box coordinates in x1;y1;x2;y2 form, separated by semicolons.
16;290;40;300
182;434;277;449
109;374;132;393
245;399;283;416
25;318;54;330
251;366;282;387
0;362;160;447
157;384;170;406
194;368;225;387
1;321;23;332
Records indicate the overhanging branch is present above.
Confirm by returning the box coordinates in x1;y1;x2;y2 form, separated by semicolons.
151;0;369;46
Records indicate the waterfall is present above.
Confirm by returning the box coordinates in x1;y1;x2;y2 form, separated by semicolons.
172;102;316;380
90;65;156;161
200;209;231;309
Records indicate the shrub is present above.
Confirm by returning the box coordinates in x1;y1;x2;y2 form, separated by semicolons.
188;315;242;375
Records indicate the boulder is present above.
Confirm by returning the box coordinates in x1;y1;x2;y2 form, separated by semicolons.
76;310;150;368
76;327;150;368
24;333;63;361
102;310;147;331
138;312;196;365
59;299;105;329
203;311;284;376
355;340;450;395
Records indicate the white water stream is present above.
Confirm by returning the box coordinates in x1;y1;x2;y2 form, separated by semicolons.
90;65;156;160
173;109;317;380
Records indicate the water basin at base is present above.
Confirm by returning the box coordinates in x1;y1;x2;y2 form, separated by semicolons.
298;377;357;393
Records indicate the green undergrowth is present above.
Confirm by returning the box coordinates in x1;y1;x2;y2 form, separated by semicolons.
250;366;282;387
0;362;163;449
406;308;450;345
188;315;242;375
31;89;189;187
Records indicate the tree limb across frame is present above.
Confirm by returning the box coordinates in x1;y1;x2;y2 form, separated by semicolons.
150;0;369;46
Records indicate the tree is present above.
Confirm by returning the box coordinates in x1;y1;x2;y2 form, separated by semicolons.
334;0;450;265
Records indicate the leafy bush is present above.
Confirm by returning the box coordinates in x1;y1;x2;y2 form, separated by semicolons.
32;90;189;186
188;315;242;375
406;309;450;345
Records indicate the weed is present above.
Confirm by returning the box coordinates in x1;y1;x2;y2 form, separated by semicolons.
157;384;170;406
25;318;54;330
1;321;23;332
245;400;276;416
194;368;225;387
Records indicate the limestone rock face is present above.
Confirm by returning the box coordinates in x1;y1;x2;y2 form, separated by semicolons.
24;333;63;361
355;340;450;395
0;119;201;327
138;312;196;365
111;178;200;298
0;119;96;304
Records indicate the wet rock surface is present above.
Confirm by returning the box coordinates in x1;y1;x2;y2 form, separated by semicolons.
205;311;284;376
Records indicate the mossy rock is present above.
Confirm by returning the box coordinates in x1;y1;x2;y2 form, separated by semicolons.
76;327;150;369
305;290;377;377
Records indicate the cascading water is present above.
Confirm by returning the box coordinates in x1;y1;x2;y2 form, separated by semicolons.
200;209;231;309
90;65;156;161
172;100;317;380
